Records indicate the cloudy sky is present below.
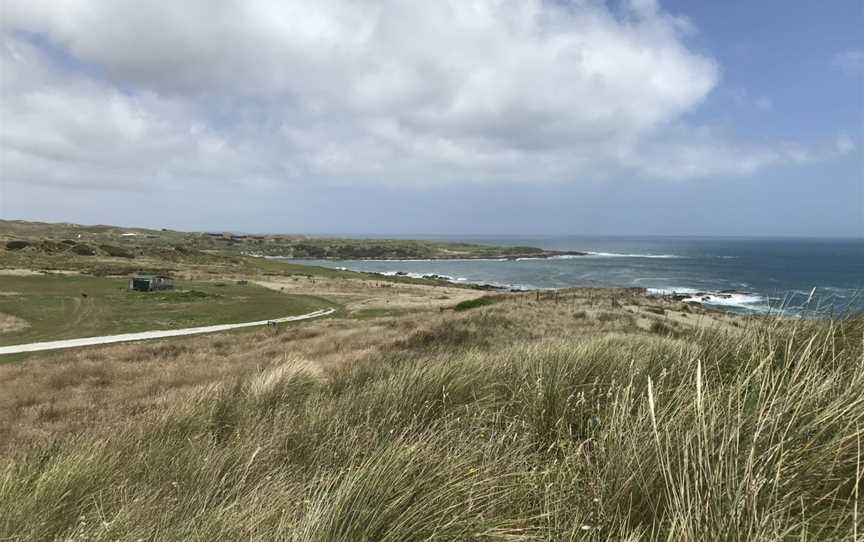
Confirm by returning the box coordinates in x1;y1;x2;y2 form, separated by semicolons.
0;0;862;236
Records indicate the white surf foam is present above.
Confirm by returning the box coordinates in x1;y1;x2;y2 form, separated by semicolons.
649;287;768;311
373;270;534;291
378;271;427;279
647;287;700;296
358;257;510;262
586;252;682;259
696;293;765;307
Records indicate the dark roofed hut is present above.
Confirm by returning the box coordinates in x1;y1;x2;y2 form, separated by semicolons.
129;274;174;292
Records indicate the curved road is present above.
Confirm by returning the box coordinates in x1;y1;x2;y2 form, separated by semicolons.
0;307;336;356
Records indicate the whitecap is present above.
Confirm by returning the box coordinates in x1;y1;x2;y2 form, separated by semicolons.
649;287;769;312
647;287;701;296
586;252;682;259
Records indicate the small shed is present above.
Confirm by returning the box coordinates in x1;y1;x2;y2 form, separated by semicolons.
129;274;174;292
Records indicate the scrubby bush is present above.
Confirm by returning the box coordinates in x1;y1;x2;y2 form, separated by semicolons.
453;296;499;311
70;243;96;256
33;241;65;253
99;244;135;258
4;240;29;250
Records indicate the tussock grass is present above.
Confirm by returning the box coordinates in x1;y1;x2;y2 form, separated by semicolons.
0;304;861;539
453;295;500;312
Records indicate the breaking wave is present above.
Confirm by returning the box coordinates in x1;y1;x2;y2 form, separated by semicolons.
585;252;682;259
648;287;769;312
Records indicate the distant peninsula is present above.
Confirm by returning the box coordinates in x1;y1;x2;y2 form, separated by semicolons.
0;219;585;263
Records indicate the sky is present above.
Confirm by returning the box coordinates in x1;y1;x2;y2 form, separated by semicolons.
0;0;862;237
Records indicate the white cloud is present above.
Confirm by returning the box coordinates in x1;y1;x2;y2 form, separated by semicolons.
0;0;844;193
833;50;864;76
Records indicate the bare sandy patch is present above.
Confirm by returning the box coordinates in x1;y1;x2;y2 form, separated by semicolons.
0;269;79;276
251;276;484;313
0;313;29;333
0;269;42;276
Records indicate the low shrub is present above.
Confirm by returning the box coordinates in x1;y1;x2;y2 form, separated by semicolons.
453;296;499;312
5;240;29;250
99;244;135;258
37;241;67;253
70;244;96;256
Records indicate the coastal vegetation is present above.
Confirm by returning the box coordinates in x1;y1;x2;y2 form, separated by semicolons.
0;220;861;540
0;284;861;540
453;294;501;311
0;219;570;264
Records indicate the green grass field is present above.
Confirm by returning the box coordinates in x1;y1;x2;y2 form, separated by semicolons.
0;274;330;346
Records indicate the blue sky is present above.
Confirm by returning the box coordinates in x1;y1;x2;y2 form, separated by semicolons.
1;0;862;237
666;1;861;138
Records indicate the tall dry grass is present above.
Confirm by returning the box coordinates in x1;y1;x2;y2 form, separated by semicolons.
0;303;861;540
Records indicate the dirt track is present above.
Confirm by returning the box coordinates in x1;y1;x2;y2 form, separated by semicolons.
0;307;335;355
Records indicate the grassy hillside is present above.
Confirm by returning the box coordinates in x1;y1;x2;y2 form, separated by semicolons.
0;274;330;346
0;290;860;540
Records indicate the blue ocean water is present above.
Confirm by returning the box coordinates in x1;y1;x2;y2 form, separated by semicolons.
282;237;864;315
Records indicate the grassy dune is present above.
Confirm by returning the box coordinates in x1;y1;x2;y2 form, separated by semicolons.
0;294;861;540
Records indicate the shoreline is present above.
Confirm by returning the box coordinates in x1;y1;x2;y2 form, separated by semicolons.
347;268;771;312
267;250;589;261
278;260;847;318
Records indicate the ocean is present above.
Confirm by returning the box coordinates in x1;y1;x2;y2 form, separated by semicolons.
281;236;864;316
